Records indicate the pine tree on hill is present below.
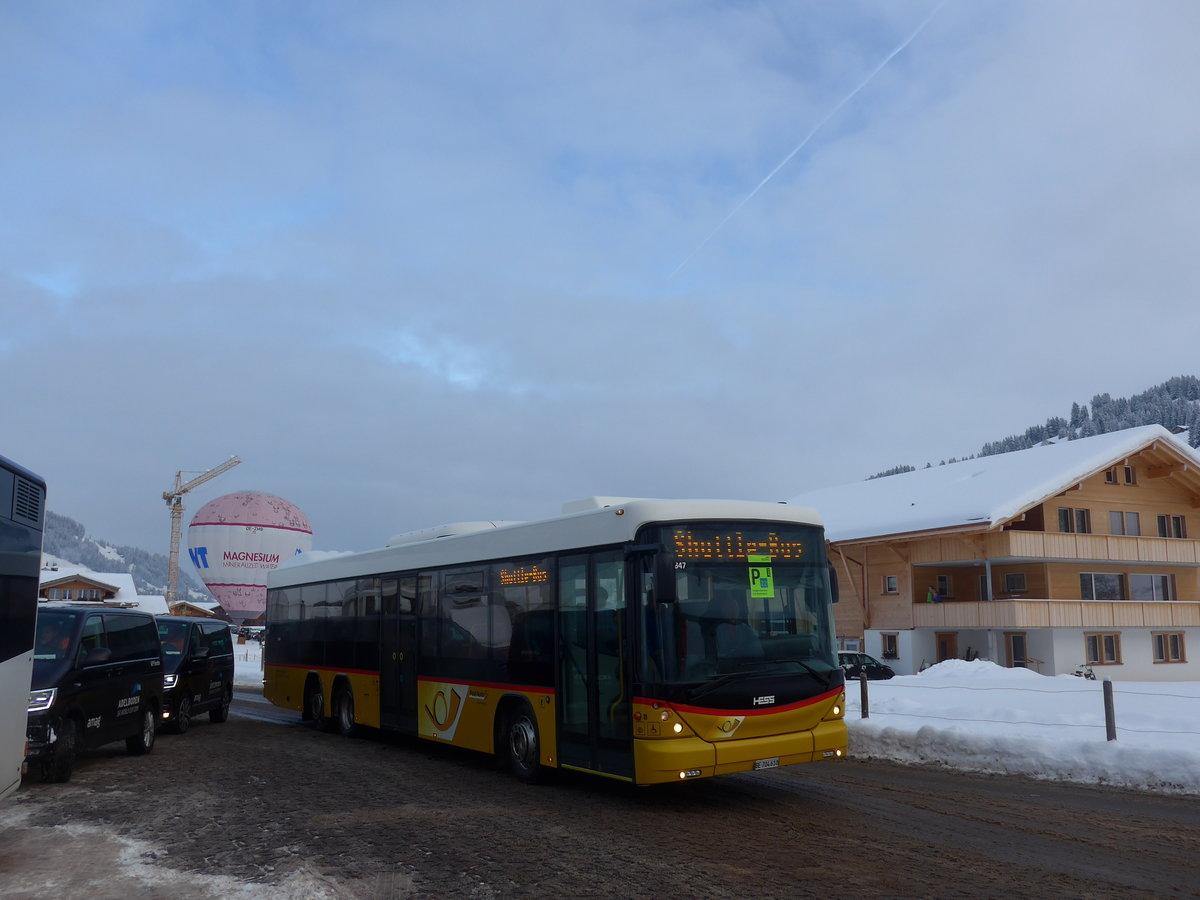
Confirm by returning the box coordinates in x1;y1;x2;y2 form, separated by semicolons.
868;374;1200;478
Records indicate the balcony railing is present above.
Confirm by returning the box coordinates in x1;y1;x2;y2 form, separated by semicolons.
908;531;1200;565
912;598;1200;629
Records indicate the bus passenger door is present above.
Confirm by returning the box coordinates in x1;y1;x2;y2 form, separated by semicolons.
557;551;633;779
380;576;420;732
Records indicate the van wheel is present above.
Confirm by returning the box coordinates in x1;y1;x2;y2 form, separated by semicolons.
42;717;77;783
305;679;326;729
126;707;157;756
172;696;192;734
209;686;232;724
504;703;543;784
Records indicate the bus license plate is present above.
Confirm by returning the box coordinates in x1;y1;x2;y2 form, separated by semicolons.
754;757;779;770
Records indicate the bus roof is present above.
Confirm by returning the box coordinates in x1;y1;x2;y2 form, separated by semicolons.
268;498;823;589
0;453;46;488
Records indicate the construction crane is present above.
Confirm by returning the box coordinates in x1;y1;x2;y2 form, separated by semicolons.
163;456;241;607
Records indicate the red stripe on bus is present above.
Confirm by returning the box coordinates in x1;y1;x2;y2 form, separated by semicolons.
417;677;554;696
271;663;381;677
266;665;555;695
634;686;843;718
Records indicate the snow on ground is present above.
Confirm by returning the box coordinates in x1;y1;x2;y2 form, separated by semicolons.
846;659;1200;795
233;639;264;689
235;641;1200;796
0;805;348;899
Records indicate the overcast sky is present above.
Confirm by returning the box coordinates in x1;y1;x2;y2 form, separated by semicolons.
4;1;1199;554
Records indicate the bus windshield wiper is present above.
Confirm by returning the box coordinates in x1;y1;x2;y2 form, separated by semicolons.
773;658;836;691
687;671;752;701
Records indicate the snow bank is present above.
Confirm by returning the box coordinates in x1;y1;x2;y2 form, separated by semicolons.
845;660;1200;795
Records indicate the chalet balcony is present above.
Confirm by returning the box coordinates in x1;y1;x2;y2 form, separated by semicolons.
909;531;1200;566
912;599;1200;630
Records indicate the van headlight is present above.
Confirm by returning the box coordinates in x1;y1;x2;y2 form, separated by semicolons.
163;674;179;690
28;688;57;713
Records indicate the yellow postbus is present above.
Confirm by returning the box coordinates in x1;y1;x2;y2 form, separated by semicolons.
264;498;846;785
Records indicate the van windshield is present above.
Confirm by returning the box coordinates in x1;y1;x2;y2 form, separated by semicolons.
34;611;80;662
157;621;192;662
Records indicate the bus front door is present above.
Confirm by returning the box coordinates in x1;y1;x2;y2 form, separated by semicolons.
557;552;633;780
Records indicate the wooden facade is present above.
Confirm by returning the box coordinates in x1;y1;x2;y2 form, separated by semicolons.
825;430;1200;678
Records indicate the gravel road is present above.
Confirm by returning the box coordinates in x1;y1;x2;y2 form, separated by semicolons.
1;697;1197;899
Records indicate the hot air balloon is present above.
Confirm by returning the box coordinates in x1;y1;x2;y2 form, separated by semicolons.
186;492;313;624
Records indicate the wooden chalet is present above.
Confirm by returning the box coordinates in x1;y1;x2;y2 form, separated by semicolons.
790;425;1200;680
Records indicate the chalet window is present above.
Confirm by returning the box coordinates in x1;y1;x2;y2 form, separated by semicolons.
1157;515;1188;539
882;575;898;594
1105;468;1118;484
1085;632;1121;665
1002;573;1027;593
1130;573;1176;602
1109;511;1141;536
1152;632;1185;663
1080;572;1126;602
1058;508;1091;534
1123;465;1136;485
880;633;899;659
936;575;953;598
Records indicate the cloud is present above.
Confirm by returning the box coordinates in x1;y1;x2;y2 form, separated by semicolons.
3;1;1199;554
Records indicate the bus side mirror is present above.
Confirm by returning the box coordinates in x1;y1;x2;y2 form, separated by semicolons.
829;565;839;604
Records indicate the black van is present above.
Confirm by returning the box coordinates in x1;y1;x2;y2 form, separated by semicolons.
27;606;164;782
155;616;235;733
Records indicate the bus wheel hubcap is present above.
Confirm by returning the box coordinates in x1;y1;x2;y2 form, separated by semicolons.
510;717;536;765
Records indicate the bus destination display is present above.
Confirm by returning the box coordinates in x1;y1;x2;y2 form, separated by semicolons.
670;527;808;561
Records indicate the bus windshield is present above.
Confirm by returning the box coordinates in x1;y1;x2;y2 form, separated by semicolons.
641;561;837;685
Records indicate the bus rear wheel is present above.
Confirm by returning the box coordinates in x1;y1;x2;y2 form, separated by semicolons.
305;678;326;729
334;686;356;737
504;703;542;784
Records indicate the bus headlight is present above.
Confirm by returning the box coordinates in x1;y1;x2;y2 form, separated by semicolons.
28;688;56;713
163;674;179;690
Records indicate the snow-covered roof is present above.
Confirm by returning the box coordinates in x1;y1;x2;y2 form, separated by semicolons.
38;565;167;614
788;425;1200;543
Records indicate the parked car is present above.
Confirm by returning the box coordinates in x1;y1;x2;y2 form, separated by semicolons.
155;617;235;733
838;651;895;680
27;606;164;783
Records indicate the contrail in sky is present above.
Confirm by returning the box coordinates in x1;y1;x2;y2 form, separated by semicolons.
672;1;947;277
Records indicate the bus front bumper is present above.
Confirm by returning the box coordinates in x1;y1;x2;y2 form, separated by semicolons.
633;720;847;785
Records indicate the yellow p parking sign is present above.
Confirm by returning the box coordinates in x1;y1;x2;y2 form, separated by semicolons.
748;554;774;598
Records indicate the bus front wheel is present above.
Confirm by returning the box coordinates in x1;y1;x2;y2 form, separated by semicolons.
504;703;542;784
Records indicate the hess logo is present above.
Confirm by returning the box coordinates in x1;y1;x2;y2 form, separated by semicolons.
752;695;775;706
